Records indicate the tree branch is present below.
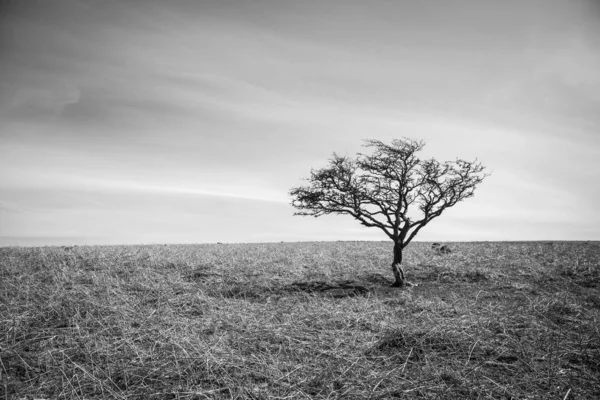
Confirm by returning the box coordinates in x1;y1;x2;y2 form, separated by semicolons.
290;138;488;249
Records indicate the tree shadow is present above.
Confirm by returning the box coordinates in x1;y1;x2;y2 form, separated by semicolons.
283;280;371;298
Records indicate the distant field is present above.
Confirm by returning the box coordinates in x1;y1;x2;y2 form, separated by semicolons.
1;241;599;399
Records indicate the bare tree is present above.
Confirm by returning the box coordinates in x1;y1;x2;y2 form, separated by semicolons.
290;138;488;287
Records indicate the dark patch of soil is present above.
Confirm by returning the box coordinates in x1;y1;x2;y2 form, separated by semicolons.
203;283;275;302
358;272;392;286
285;280;371;298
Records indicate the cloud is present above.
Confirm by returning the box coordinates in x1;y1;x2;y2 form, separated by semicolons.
92;179;290;204
0;77;80;122
0;165;289;204
483;24;600;131
0;200;25;213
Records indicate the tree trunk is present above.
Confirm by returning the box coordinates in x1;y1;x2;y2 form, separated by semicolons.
391;241;405;287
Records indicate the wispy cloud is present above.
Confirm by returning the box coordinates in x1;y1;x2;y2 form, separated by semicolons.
71;177;290;204
1;167;288;204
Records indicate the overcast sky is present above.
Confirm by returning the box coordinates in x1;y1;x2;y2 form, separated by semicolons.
1;0;599;246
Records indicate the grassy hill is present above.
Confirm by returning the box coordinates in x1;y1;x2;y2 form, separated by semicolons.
1;241;599;399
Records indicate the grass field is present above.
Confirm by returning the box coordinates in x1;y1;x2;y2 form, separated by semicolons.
1;241;599;399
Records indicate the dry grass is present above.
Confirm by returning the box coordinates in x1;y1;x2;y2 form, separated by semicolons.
1;241;599;399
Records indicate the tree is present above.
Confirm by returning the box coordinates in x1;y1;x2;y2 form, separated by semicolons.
289;138;488;287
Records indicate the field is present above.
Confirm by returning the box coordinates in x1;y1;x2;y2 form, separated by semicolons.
1;241;599;399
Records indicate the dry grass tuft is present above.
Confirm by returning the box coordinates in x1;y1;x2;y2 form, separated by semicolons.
1;241;599;399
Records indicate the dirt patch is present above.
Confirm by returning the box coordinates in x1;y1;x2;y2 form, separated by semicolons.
285;280;371;298
358;272;392;285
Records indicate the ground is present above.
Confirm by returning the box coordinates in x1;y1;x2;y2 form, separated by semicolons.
1;241;599;399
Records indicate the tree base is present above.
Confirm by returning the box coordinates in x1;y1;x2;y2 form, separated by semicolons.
391;262;405;288
390;280;415;288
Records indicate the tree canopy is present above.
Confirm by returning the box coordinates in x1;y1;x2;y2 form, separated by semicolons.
290;138;488;287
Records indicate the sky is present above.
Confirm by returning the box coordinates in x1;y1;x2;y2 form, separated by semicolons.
1;0;599;246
